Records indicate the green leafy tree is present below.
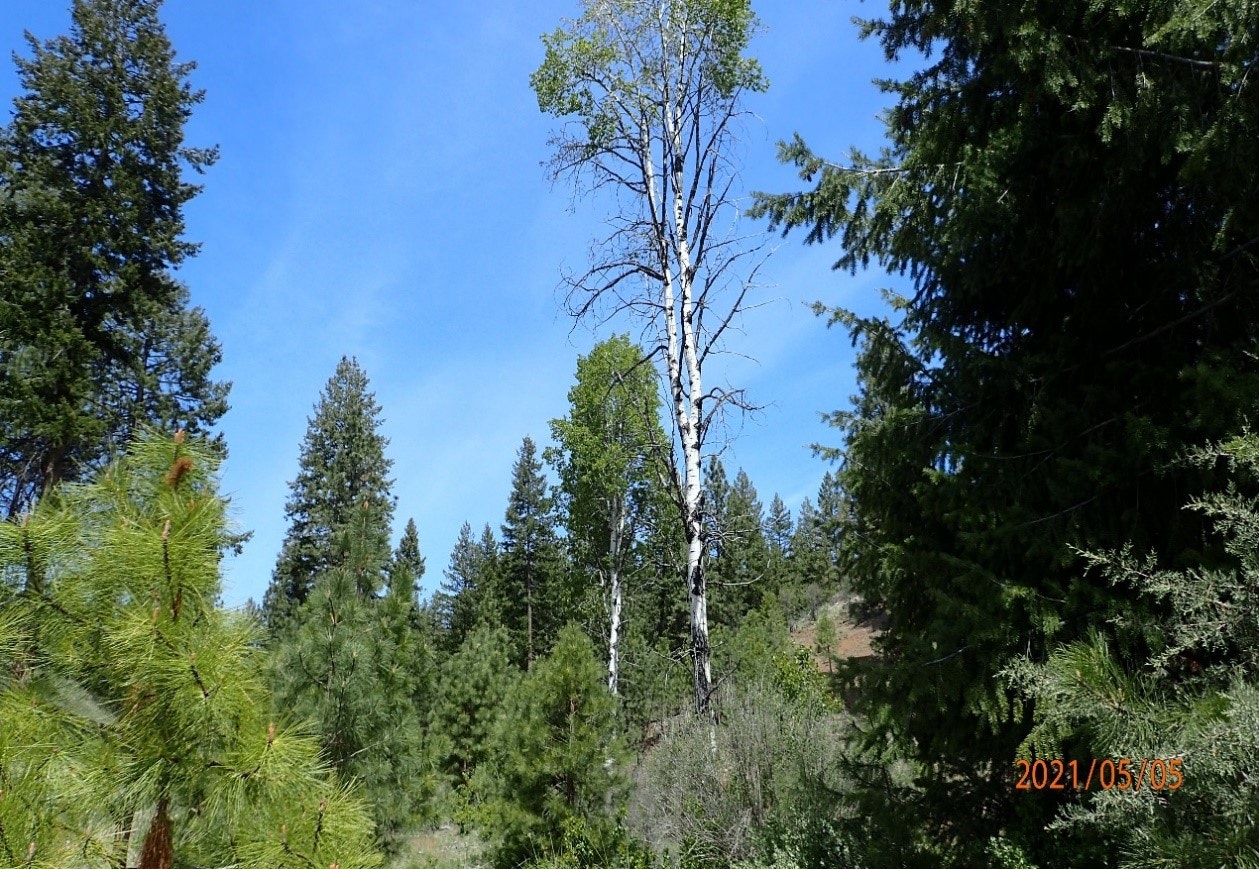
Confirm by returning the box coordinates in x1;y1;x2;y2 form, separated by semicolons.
754;0;1259;858
0;431;380;868
262;356;395;633
0;0;226;518
548;335;669;695
499;436;568;667
470;625;627;869
532;0;767;715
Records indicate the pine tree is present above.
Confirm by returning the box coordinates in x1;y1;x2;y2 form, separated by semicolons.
705;461;770;628
384;518;435;713
270;499;428;850
470;625;627;869
765;493;793;556
762;493;794;604
0;0;227;518
429;623;518;780
262;356;394;633
0;431;380;868
499;436;567;667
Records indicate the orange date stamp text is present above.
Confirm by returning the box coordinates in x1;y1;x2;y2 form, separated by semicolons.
1014;758;1183;792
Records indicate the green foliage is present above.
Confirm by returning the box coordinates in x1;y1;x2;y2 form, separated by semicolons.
532;0;769;715
432;521;500;655
467;625;626;869
1006;433;1259;867
0;430;380;867
532;0;765;140
775;479;843;624
753;0;1259;853
814;609;836;673
497;436;570;667
264;356;395;634
265;360;430;850
270;499;431;851
0;0;227;518
630;676;848;869
548;336;667;577
712;597;790;687
547;335;671;694
705;461;772;627
429;623;518;780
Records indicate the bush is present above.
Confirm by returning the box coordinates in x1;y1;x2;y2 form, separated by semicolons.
628;676;848;868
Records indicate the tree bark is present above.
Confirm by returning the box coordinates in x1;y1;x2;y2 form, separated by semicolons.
139;798;172;869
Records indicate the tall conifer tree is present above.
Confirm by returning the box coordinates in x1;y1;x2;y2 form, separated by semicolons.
704;461;770;628
434;521;500;654
265;359;428;849
756;0;1259;858
262;356;394;633
499;436;566;667
0;0;227;518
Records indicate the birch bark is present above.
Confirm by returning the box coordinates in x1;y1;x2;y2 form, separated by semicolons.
533;0;766;714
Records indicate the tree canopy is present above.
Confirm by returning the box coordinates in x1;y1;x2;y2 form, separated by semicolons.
754;0;1259;860
0;0;226;519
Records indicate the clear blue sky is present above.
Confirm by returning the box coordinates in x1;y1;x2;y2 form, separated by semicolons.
0;1;910;607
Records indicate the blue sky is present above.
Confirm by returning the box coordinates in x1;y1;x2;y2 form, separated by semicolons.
0;1;910;607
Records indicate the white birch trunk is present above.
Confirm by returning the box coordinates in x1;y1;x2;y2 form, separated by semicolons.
608;493;627;694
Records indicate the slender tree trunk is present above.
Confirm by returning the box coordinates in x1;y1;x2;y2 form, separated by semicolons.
607;494;627;694
526;566;534;669
666;95;714;718
139;797;172;869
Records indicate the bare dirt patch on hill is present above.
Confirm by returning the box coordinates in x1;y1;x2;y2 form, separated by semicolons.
790;596;883;672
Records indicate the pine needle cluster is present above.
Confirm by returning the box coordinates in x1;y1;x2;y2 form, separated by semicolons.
0;430;380;868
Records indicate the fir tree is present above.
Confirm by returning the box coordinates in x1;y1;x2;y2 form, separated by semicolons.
755;0;1259;856
433;521;499;654
0;431;380;868
390;516;425;593
1008;432;1259;866
264;360;427;849
0;0;227;518
262;356;394;633
499;436;567;667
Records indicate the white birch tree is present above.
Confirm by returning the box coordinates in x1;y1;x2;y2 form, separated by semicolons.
548;334;667;695
531;0;766;714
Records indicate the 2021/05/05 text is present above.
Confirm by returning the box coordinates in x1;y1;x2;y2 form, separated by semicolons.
1015;758;1184;792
